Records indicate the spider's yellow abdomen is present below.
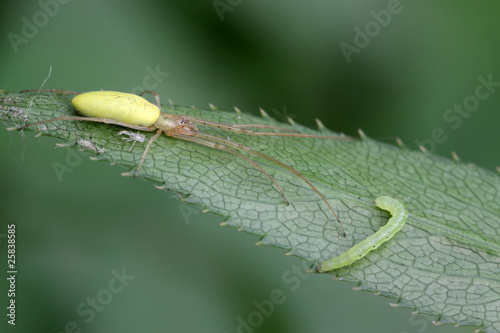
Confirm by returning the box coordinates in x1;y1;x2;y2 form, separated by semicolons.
71;91;160;126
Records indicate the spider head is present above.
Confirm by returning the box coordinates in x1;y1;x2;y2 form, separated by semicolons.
154;113;199;133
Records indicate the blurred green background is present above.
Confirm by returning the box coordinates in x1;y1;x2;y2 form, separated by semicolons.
1;1;499;332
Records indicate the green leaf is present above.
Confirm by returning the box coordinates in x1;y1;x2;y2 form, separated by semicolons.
1;90;499;332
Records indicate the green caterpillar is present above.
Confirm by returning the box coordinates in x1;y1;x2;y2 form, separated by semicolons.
317;196;408;272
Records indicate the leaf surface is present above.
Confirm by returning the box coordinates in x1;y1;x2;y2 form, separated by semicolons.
1;90;499;332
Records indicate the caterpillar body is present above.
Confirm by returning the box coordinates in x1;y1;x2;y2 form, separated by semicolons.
318;196;408;272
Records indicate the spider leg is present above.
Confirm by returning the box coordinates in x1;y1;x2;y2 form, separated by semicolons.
231;124;300;132
138;90;162;109
134;128;163;178
183;116;354;140
15;116;157;132
170;132;290;205
19;89;81;95
176;129;346;236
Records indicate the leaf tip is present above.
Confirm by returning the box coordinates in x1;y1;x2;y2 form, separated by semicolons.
259;107;269;118
306;267;316;273
55;142;72;148
395;137;405;148
121;170;135;177
315;118;325;129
